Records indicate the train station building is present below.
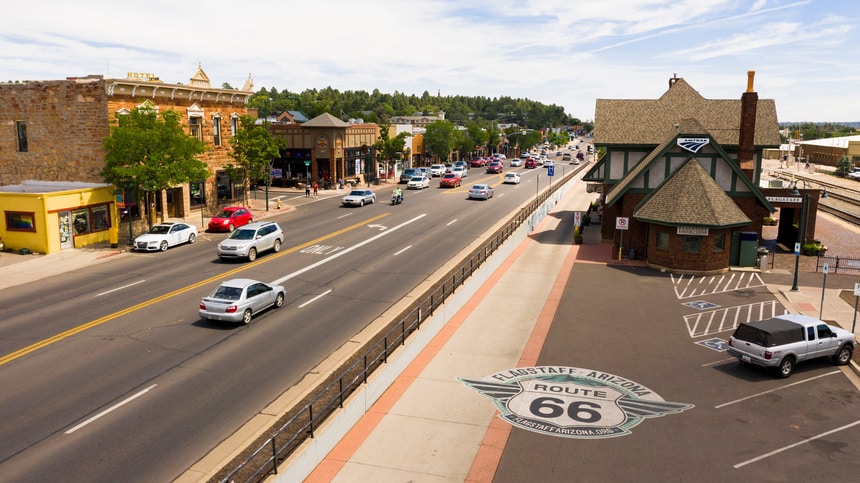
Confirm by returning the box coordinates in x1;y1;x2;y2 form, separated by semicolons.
586;72;821;274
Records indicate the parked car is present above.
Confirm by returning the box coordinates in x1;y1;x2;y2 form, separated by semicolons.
525;158;537;169
510;158;523;167
486;161;503;174
452;166;468;178
468;184;494;200
407;175;430;189
727;313;855;378
439;173;462;188
217;221;284;262
400;168;419;183
503;172;521;184
208;206;253;232
198;278;285;325
847;168;860;180
341;189;377;207
133;222;198;252
429;164;447;177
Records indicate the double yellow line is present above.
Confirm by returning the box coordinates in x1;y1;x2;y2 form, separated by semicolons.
0;213;390;366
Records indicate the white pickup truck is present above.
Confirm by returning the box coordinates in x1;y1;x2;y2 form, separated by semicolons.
727;313;855;378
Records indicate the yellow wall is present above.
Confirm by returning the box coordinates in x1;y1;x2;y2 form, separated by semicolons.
0;186;116;254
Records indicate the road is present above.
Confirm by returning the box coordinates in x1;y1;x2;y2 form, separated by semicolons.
0;149;589;481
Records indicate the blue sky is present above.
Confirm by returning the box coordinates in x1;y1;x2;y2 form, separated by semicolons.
2;0;857;122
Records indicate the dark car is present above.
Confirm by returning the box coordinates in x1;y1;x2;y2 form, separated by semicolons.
486;162;503;174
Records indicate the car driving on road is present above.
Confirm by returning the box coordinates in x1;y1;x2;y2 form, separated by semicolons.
198;278;285;325
468;184;494;200
217;221;284;262
407;175;430;189
341;189;376;207
439;173;462;188
503;172;521;184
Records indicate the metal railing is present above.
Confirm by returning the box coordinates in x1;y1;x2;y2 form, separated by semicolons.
816;254;860;274
217;172;573;482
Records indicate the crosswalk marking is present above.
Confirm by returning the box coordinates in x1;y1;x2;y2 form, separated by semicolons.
671;272;765;299
683;300;788;338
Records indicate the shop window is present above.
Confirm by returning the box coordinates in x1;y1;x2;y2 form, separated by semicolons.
213;116;221;146
189;116;202;141
713;233;725;252
683;236;701;253
16;121;28;152
6;211;36;232
656;231;669;250
72;208;91;235
91;205;111;232
190;180;205;207
231;116;239;136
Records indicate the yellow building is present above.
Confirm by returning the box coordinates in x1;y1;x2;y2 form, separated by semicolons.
0;181;116;254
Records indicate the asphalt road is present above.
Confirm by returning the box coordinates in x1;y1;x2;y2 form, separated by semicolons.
0;153;583;480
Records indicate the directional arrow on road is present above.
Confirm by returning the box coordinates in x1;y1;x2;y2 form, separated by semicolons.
367;224;388;230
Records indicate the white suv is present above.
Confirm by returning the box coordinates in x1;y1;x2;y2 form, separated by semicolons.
429;164;446;177
217;221;284;262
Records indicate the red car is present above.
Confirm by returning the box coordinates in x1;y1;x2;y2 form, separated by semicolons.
208;206;253;232
524;158;537;169
486;162;503;174
470;157;488;168
439;173;462;188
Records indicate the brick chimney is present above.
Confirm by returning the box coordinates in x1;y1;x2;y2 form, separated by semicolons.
737;70;757;181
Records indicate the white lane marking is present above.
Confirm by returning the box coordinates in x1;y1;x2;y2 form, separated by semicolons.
299;289;332;308
95;280;146;297
393;245;412;256
65;384;158;434
337;212;354;219
734;419;860;468
446;219;458;226
271;214;427;286
714;371;840;409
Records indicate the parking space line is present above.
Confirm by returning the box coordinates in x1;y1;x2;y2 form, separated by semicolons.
733;419;860;468
684;301;786;337
672;272;765;299
715;371;840;409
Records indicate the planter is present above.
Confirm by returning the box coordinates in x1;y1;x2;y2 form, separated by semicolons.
574;236;584;245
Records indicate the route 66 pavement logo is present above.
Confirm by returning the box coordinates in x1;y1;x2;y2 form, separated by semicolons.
459;366;693;439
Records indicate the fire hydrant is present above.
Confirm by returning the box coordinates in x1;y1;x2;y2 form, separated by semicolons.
276;198;281;209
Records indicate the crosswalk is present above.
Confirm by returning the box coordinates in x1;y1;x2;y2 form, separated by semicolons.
671;272;765;299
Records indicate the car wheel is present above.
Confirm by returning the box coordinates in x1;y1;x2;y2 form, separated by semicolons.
241;309;252;325
247;248;257;262
360;200;364;207
833;345;853;365
187;233;196;244
776;357;795;378
273;239;282;253
228;224;235;232
274;292;284;309
159;240;168;251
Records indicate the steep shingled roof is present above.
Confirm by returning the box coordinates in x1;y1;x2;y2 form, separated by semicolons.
594;77;780;148
633;158;751;228
302;112;349;128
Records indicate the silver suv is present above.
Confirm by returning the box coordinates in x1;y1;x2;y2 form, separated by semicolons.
217;221;284;262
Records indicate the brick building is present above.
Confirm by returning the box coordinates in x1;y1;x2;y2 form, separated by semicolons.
1;64;254;222
584;72;814;274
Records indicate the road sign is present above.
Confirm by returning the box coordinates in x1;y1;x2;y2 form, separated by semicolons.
574;211;582;227
616;217;629;230
855;283;860;296
304;161;311;166
794;242;800;256
548;165;555;176
271;168;282;177
823;263;829;274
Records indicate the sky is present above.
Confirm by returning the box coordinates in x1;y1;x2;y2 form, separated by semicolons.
2;0;858;123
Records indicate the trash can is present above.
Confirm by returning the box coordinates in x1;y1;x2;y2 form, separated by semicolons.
757;247;769;269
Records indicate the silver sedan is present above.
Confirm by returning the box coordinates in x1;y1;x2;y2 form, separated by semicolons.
468;184;494;200
341;189;376;207
198;278;285;325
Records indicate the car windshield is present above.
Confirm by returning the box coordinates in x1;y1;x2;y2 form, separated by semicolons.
411;177;423;181
213;209;233;218
348;190;365;196
148;225;170;234
228;228;256;240
212;285;243;300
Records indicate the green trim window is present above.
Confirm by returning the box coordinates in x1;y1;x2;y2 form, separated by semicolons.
683;236;701;253
656;231;670;250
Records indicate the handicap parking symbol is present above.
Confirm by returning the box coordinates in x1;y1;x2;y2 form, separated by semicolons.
695;338;728;352
683;300;720;310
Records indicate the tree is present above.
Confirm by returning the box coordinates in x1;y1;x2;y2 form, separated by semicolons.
373;121;411;176
101;107;208;229
424;120;457;161
835;155;852;176
227;115;284;206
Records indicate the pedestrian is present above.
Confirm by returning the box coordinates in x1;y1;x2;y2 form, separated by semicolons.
338;177;344;190
305;183;311;198
313;182;319;198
